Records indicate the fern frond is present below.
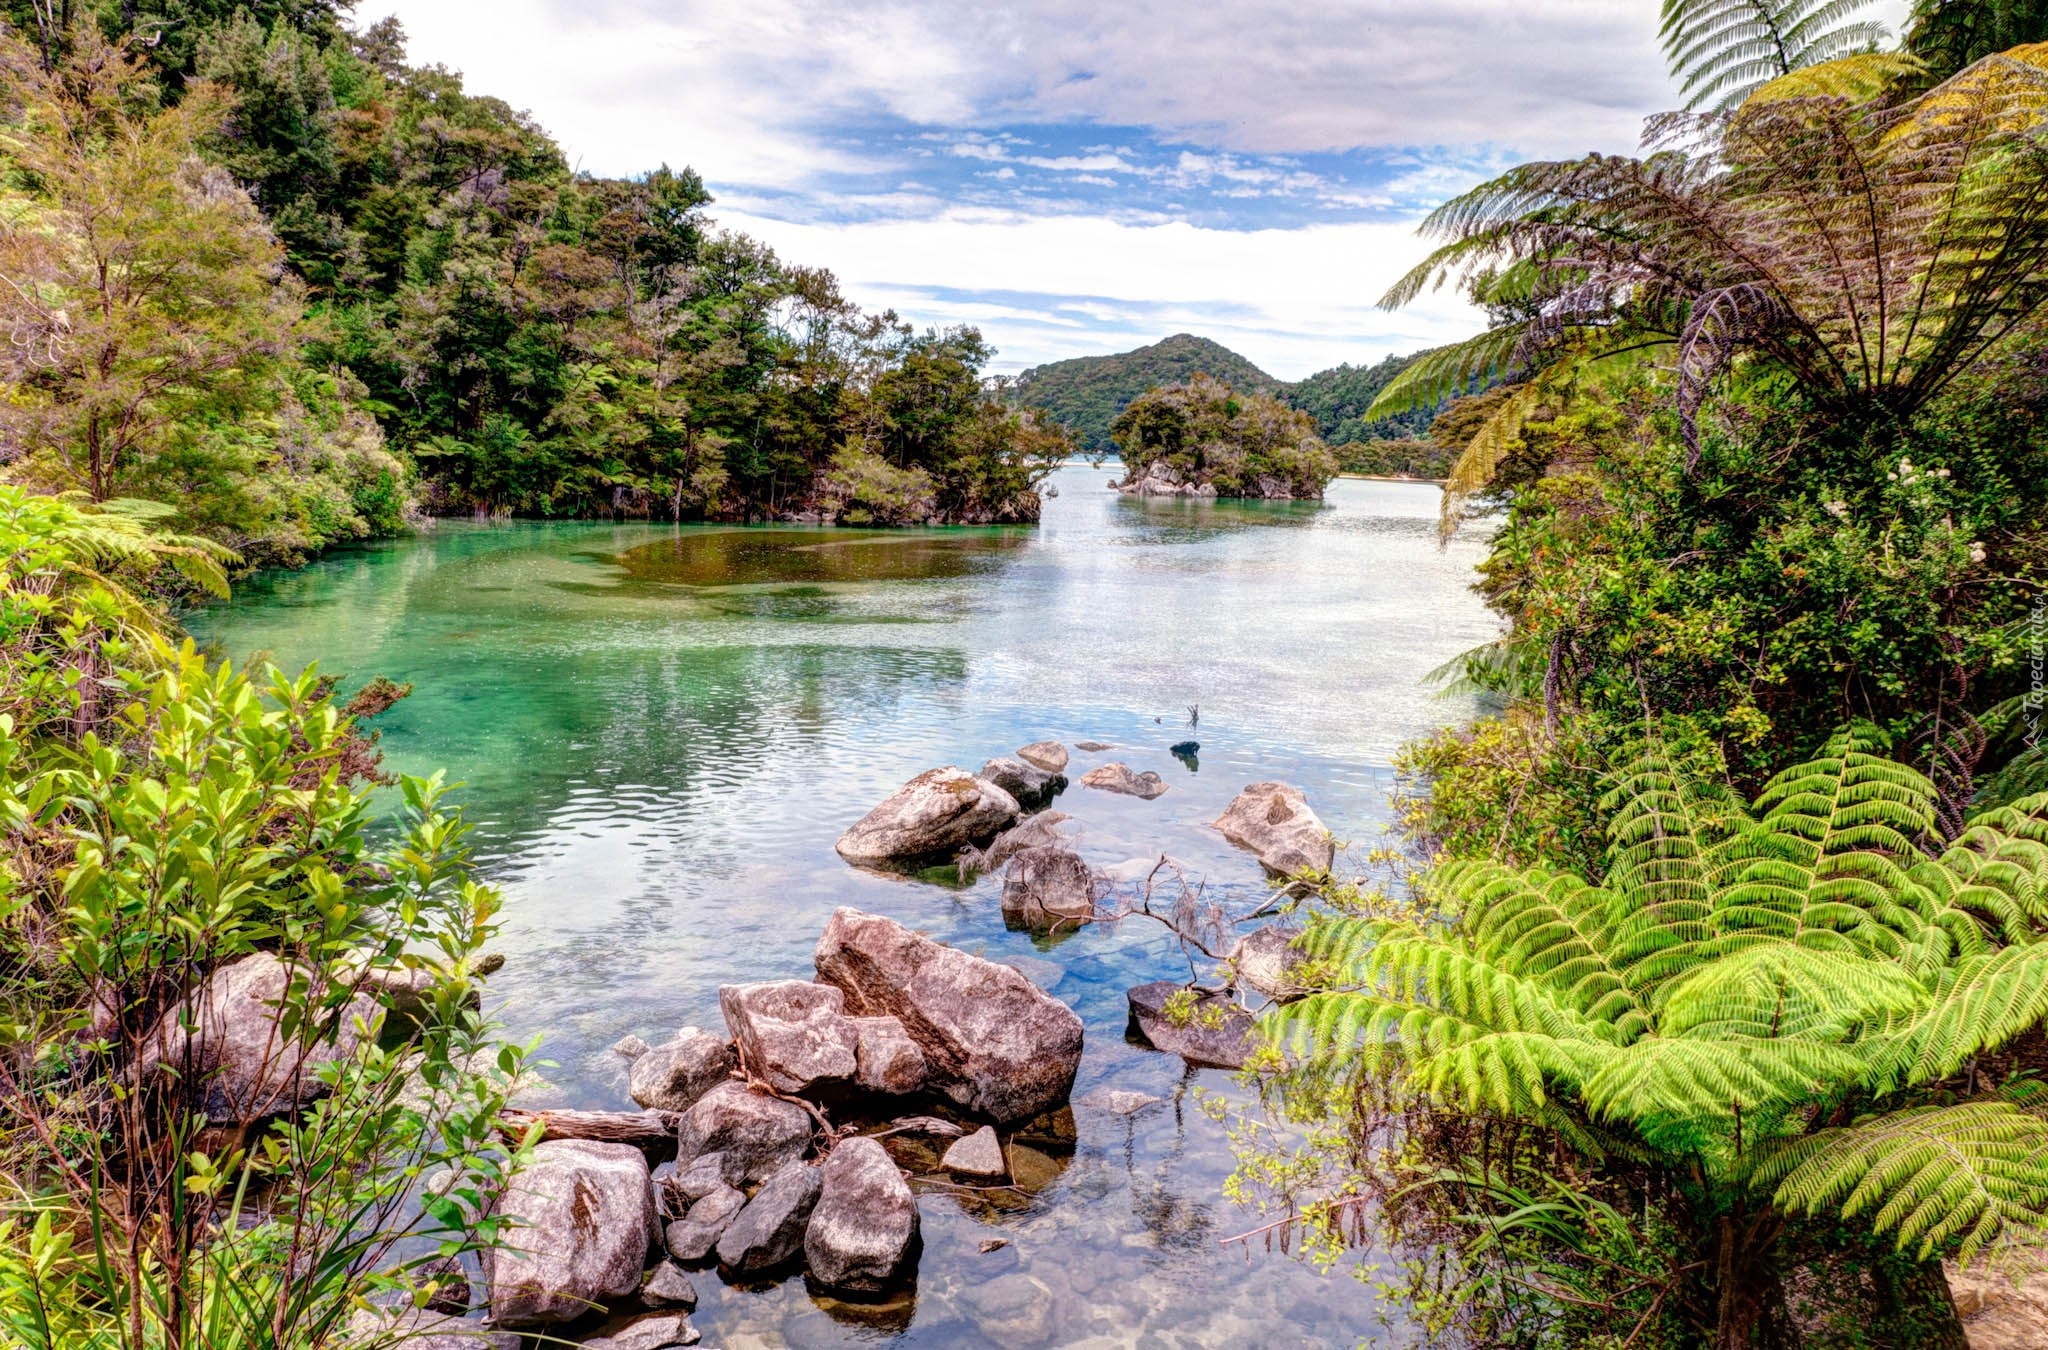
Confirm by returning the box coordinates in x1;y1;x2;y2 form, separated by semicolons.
1439;382;1546;539
1583;1034;1867;1149
1662;0;1892;110
1438;860;1650;1037
1865;945;2048;1090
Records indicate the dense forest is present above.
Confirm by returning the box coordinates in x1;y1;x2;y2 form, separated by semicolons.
1016;331;1441;473
0;6;1069;569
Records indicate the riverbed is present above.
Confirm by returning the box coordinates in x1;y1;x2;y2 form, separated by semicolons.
188;463;1499;1347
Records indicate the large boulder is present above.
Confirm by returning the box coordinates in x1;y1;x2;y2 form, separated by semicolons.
1126;981;1259;1071
1001;847;1097;931
814;908;1083;1122
851;1016;928;1096
674;1082;813;1184
486;1140;656;1327
719;981;858;1097
716;1160;823;1274
1079;763;1167;800
835;767;1020;865
1213;782;1334;878
139;952;377;1125
1016;741;1069;774
804;1137;920;1293
978;756;1066;811
664;1183;746;1263
628;1030;734;1113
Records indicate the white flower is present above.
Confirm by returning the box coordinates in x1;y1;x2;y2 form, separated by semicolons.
1970;542;1987;563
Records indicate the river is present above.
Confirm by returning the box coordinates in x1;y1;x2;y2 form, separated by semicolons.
187;462;1499;1348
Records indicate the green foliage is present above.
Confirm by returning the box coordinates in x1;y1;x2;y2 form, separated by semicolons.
1015;333;1282;454
1109;373;1339;498
1274;737;2048;1342
0;456;529;1346
1661;0;1893;109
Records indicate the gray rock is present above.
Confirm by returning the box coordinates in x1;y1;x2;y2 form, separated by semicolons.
815;907;1084;1123
1016;741;1069;774
805;1136;920;1293
1231;924;1310;1001
958;811;1072;878
1074;741;1113;752
1126;982;1259;1070
835;767;1021;865
486;1139;655;1327
1079;762;1167;799
674;1082;813;1184
611;1034;653;1061
851;1016;928;1095
138;952;377;1124
1213;782;1335;879
664;1184;746;1262
1082;1088;1164;1116
1002;954;1065;991
346;1309;519;1350
640;1261;697;1308
716;1160;824;1274
940;1125;1006;1179
719;980;858;1096
1001;846;1097;931
673;1151;739;1201
587;1312;698;1349
414;1254;471;1314
628;1030;734;1113
978;756;1067;811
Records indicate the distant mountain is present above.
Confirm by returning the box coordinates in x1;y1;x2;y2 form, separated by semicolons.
1015;333;1435;456
1014;334;1281;454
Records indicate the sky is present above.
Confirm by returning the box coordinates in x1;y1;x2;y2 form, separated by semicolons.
353;2;1862;378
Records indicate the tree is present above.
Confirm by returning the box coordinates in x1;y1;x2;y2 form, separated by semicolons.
0;31;299;503
1660;0;1892;109
1277;733;2048;1348
1110;373;1337;499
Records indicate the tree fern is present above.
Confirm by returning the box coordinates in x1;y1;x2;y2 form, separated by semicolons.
1662;0;1892;109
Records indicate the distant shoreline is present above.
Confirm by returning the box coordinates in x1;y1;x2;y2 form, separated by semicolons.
1339;473;1448;486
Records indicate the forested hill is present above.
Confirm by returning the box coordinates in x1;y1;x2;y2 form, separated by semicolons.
1016;335;1433;454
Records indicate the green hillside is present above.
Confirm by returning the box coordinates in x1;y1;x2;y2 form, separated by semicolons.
1016;334;1434;459
1014;334;1280;453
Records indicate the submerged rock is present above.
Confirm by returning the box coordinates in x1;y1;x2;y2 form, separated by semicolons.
138;952;377;1125
1000;846;1097;931
629;1030;734;1114
805;1137;920;1293
1079;762;1168;800
486;1139;656;1327
815;907;1084;1123
979;755;1067;811
674;1081;813;1184
1126;981;1259;1071
941;1125;1006;1179
1213;782;1334;879
1082;1087;1164;1116
719;980;858;1097
1074;741;1114;752
1016;741;1069;774
716;1160;823;1274
611;1034;653;1062
835;767;1021;865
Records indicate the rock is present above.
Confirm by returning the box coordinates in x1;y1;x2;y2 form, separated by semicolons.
589;1312;698;1350
965;1271;1056;1345
674;1151;739;1201
959;811;1072;877
1082;1088;1163;1116
1074;741;1113;752
851;1016;928;1095
1016;741;1069;773
486;1140;656;1327
664;1184;746;1262
1169;740;1199;757
1000;847;1098;931
415;1254;471;1314
1002;954;1065;991
941;1125;1006;1179
346;1309;519;1350
884;1114;967;1139
716;1160;824;1274
978;756;1067;811
719;981;858;1096
629;1030;734;1113
1126;981;1259;1070
640;1261;698;1308
805;1137;920;1293
612;1034;653;1061
1949;1259;2048;1349
1213;782;1334;878
1231;924;1310;1000
674;1082;813;1184
139;952;378;1124
835;767;1021;866
815;908;1084;1123
1079;763;1168;800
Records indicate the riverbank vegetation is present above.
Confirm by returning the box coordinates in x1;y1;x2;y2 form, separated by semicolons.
0;15;1067;569
1244;3;2048;1346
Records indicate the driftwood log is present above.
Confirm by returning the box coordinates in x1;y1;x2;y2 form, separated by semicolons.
498;1108;679;1158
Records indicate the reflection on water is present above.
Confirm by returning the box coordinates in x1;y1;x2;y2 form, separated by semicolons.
187;465;1499;1347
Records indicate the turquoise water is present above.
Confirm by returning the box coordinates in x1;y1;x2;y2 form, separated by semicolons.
188;464;1499;1347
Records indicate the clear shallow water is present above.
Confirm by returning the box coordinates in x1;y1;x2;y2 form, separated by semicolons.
188;465;1499;1348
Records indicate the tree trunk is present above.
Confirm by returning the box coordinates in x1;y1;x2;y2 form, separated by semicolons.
1712;1213;1796;1350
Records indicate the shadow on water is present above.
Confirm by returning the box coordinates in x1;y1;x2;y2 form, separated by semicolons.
613;526;1030;588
